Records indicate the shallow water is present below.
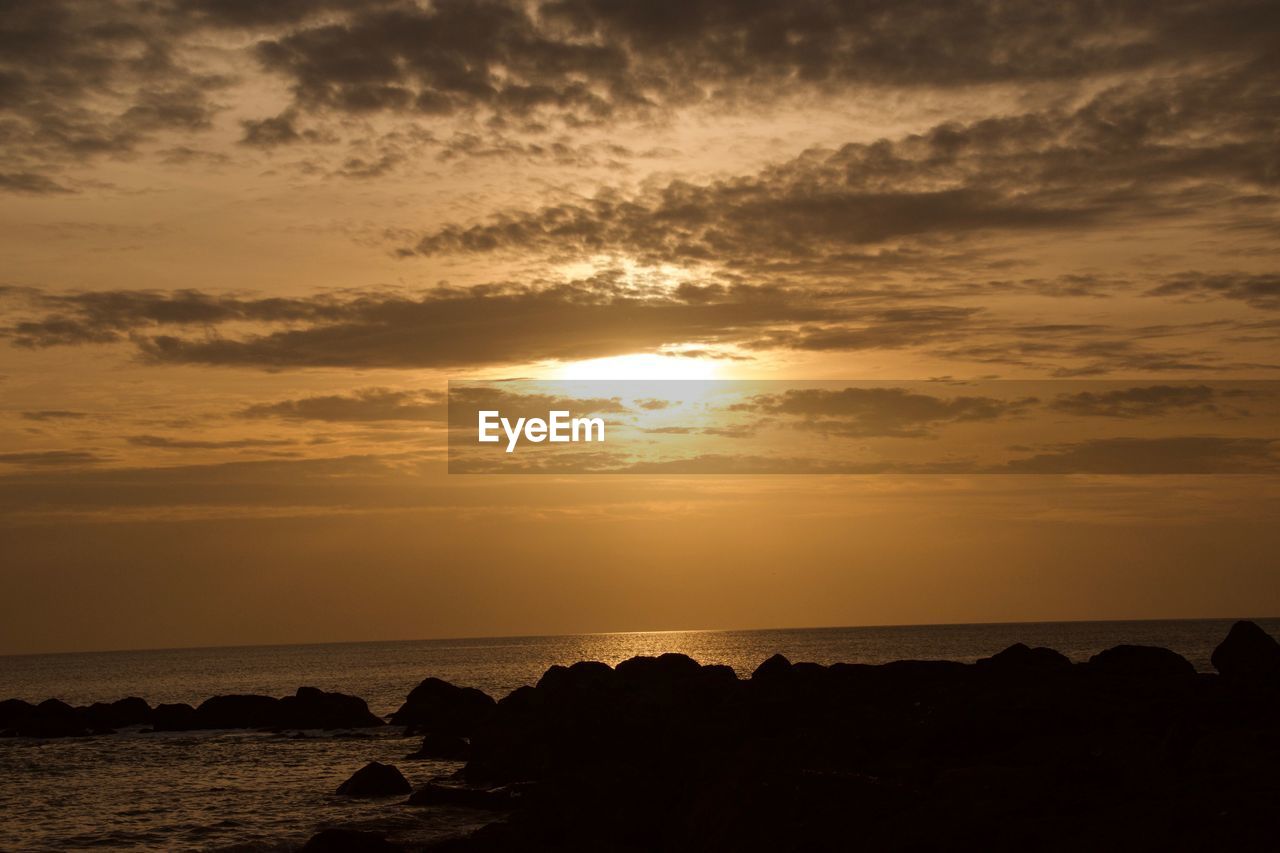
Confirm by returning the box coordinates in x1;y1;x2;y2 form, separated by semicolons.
2;618;1275;850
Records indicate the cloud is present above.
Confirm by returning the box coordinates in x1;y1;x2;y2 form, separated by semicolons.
7;274;973;368
0;287;350;348
0;450;107;466
239;388;447;422
0;1;230;179
1147;273;1280;311
400;68;1279;273
237;0;1279;131
0;172;73;194
21;410;89;421
735;386;1034;437
1049;385;1247;418
127;435;296;450
1003;436;1280;474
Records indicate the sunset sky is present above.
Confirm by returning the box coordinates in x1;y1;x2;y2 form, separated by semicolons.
2;0;1278;654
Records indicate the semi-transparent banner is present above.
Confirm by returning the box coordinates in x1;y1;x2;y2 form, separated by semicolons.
447;380;1280;474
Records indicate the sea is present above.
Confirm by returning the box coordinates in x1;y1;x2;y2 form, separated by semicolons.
2;618;1276;851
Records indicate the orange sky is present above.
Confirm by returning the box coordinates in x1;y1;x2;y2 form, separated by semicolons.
1;0;1278;654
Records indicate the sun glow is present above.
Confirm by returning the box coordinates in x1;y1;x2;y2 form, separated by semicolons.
556;353;723;380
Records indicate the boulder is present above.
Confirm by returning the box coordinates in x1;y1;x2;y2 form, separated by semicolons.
1086;645;1195;679
151;703;197;731
976;643;1072;673
1211;620;1280;684
405;782;516;809
406;731;470;760
615;652;703;684
390;678;495;735
192;694;281;729
335;761;411;797
751;653;793;682
277;687;384;729
300;828;403;852
4;698;90;738
83;697;152;730
0;698;35;730
536;661;615;693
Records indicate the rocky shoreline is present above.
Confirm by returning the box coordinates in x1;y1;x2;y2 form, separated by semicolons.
7;620;1280;851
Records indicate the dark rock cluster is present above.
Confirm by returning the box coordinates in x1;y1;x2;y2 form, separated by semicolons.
0;687;382;736
330;620;1280;852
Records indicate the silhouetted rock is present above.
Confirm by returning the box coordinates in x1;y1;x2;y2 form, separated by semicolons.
444;627;1280;851
976;643;1072;674
150;702;196;731
751;653;793;682
1212;620;1280;685
0;698;35;730
335;761;411;797
391;677;496;735
83;697;152;730
192;694;281;729
1086;644;1196;679
406;782;516;809
300;827;403;852
406;731;471;760
278;687;384;729
1;698;92;738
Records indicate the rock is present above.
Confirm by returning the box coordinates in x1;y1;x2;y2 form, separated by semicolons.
615;652;703;684
535;661;615;693
390;677;495;735
1086;645;1195;679
1211;620;1280;684
151;703;197;731
192;694;281;729
335;761;411;797
300;828;403;852
976;643;1072;673
406;731;470;760
4;698;91;738
0;698;35;730
83;697;152;730
406;782;516;809
277;687;384;729
751;653;793;682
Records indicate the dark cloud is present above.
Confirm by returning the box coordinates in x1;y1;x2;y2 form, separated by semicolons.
1049;385;1248;418
736;386;1034;438
6;275;950;367
238;0;1279;130
0;287;350;348
126;435;296;450
1003;436;1280;474
0;171;72;194
240;388;446;422
1147;273;1280;311
5;275;1267;374
239;111;304;148
0;450;107;466
21;410;89;421
403;69;1279;270
0;1;229;179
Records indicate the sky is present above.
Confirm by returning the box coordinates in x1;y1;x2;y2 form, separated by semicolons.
1;0;1278;654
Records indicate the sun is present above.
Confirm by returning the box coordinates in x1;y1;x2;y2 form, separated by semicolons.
556;353;723;380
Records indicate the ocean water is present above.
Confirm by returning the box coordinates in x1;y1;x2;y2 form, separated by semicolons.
1;618;1275;851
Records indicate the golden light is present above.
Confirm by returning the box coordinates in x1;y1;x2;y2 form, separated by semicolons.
556;353;723;381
